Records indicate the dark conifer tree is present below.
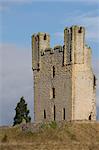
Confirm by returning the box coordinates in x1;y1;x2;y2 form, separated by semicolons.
13;97;31;126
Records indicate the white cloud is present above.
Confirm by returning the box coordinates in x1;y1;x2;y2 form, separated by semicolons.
80;15;99;42
72;14;99;42
0;43;34;125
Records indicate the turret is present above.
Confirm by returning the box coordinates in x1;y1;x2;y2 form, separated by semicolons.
32;32;50;71
63;26;85;65
64;27;72;65
72;26;85;64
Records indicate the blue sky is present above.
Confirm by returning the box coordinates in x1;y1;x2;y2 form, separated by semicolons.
0;0;99;125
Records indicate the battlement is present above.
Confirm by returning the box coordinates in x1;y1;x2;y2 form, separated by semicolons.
32;32;50;37
71;25;85;32
64;25;85;37
41;45;63;56
32;25;89;70
32;32;50;52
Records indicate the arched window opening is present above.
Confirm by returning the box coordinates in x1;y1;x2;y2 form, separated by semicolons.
89;114;91;120
78;27;82;33
44;34;47;40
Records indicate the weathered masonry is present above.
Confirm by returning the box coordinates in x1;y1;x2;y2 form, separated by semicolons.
32;26;96;123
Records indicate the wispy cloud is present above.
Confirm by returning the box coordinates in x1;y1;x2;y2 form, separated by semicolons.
77;14;99;42
54;10;99;43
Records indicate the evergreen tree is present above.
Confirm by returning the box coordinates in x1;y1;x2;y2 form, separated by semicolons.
13;97;31;126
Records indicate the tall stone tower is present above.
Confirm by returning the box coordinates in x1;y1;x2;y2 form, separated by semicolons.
32;26;96;123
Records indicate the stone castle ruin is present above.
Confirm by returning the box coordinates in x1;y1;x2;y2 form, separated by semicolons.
32;25;96;123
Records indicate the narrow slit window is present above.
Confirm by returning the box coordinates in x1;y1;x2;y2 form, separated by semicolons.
44;109;46;119
53;88;55;98
53;66;55;78
93;75;96;87
54;105;56;121
63;108;65;120
89;114;91;120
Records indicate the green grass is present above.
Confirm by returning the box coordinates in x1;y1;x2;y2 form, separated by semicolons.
0;122;99;150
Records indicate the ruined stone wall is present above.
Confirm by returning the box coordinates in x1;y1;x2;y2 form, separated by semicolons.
72;64;96;120
71;27;96;120
33;48;72;123
32;25;96;123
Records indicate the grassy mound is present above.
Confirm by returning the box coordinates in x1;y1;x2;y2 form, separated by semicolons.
0;121;99;150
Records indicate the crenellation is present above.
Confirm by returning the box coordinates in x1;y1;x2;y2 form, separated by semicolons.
32;25;96;123
40;46;63;57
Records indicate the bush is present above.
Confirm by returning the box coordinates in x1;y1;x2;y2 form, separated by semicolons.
2;134;8;143
40;123;48;129
49;121;57;129
40;121;57;130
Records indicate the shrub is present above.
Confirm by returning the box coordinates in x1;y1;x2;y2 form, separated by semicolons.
40;121;57;130
2;134;8;143
49;121;57;129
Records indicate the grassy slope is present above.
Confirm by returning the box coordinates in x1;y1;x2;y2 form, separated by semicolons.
0;122;99;150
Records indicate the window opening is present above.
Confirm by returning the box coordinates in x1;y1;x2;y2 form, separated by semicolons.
44;34;47;40
63;108;65;120
44;109;46;119
53;66;55;78
93;75;96;87
78;27;82;33
54;105;56;121
53;88;55;98
89;114;91;120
